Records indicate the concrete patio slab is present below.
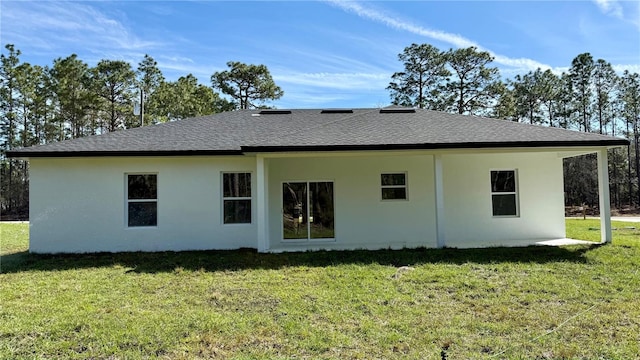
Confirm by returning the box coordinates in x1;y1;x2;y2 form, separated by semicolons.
567;216;640;223
536;239;600;246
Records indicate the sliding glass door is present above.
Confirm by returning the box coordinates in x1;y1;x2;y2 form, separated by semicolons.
282;181;334;241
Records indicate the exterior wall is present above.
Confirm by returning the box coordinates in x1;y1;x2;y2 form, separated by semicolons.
441;152;566;248
28;150;567;253
29;156;257;253
266;155;438;251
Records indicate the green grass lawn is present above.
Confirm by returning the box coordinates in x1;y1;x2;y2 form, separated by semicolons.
1;220;638;359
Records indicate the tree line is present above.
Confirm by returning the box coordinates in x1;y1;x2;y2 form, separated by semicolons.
0;44;283;218
388;43;640;211
1;42;639;218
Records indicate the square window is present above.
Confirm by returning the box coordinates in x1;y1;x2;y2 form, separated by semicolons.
491;171;516;193
222;172;252;224
223;199;251;224
492;194;517;216
490;170;518;217
127;174;157;227
381;173;407;200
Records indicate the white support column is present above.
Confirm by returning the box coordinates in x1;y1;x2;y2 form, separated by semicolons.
597;148;612;244
434;154;446;248
256;155;269;252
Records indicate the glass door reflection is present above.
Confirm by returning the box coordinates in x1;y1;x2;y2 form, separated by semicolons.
283;181;334;241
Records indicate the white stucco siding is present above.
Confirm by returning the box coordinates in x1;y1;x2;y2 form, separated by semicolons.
266;154;438;251
28;150;568;253
29;156;257;253
441;152;565;248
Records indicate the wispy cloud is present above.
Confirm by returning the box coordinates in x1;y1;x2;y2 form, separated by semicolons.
324;0;552;72
1;2;161;57
593;0;624;18
613;64;640;74
592;0;640;31
272;46;391;74
155;57;218;83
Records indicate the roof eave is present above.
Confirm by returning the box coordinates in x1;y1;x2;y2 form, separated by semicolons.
5;149;244;159
242;139;630;153
6;139;629;159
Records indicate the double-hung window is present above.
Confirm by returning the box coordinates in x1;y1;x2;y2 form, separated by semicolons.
127;174;157;227
490;170;518;217
381;173;407;200
222;172;252;224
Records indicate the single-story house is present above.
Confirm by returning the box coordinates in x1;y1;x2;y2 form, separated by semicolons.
7;107;629;253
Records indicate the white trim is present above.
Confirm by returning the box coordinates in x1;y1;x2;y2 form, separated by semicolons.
490;169;520;218
280;180;336;243
380;172;408;201
597;149;612;243
221;171;253;225
248;146;624;160
434;155;445;248
256;156;268;252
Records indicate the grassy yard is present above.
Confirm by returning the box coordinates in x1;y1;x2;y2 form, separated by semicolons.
0;220;638;359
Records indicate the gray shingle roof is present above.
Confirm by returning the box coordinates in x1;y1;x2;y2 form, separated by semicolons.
6;108;629;158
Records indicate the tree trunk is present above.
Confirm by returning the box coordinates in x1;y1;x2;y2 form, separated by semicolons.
418;72;423;108
458;81;464;114
628;144;633;207
636;133;640;207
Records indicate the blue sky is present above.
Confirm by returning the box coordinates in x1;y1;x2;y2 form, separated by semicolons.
1;0;639;108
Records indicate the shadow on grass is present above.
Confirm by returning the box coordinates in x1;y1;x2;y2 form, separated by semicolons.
0;244;598;274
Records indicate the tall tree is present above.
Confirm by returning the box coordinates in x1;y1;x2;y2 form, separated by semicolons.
563;58;599;208
593;59;617;134
0;44;21;151
564;56;603;208
36;66;57;144
137;54;164;126
512;69;543;124
14;62;38;147
554;73;574;129
537;69;561;127
0;44;22;216
440;47;501;115
50;54;94;139
148;74;228;122
387;43;449;109
211;61;283;109
92;60;136;132
490;81;517;121
569;53;595;132
619;70;640;207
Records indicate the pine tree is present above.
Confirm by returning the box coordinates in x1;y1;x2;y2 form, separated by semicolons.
211;61;283;109
441;47;501;115
569;53;595;132
387;43;449;109
50;54;94;138
137;55;165;126
92;60;136;132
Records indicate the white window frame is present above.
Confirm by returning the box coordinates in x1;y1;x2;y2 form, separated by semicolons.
380;172;408;201
125;173;158;228
280;179;336;243
490;169;519;217
221;172;252;225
